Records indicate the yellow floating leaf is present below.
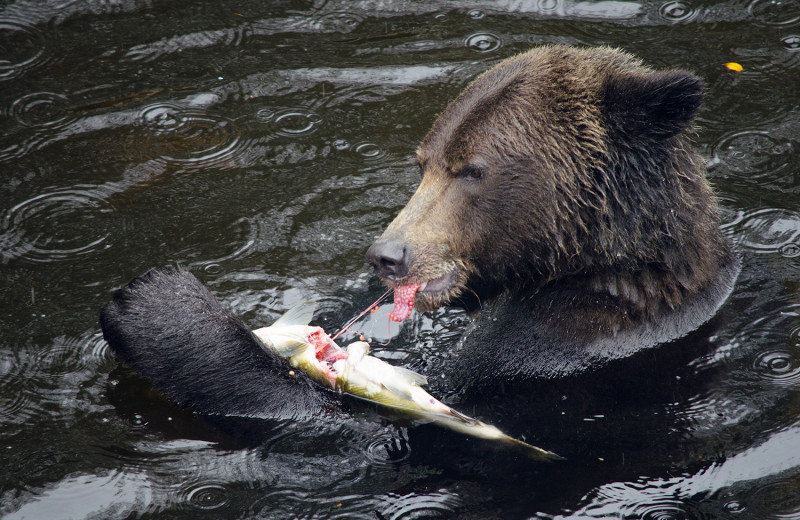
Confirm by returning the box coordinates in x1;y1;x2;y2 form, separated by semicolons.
724;62;743;72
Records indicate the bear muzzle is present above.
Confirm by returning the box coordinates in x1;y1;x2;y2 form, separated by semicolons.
365;239;411;281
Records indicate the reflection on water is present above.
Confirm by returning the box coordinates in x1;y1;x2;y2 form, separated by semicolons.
1;0;799;518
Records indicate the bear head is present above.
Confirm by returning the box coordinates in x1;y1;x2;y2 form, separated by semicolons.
366;46;729;321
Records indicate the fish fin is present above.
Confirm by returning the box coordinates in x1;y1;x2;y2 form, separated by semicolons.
346;385;418;412
448;408;474;424
392;366;428;387
272;301;317;327
379;381;415;402
274;338;310;357
252;328;310;357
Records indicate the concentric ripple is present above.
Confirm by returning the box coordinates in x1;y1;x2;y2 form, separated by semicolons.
743;478;800;518
309;11;365;33
734;208;800;256
628;498;713;520
182;481;231;510
272;109;323;136
729;304;800;387
379;491;462;520
658;1;698;23
747;0;800;26
364;430;411;465
190;217;260;274
783;35;800;51
0;186;116;263
465;32;502;53
0;20;46;80
33;331;114;382
133;103;244;168
713;130;793;179
11;91;74;128
0;349;37;425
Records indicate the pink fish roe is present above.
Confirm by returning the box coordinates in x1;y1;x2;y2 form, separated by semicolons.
388;284;420;322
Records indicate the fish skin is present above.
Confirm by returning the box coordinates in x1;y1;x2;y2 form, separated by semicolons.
252;303;562;461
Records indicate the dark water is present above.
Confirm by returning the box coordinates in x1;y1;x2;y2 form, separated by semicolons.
2;0;799;518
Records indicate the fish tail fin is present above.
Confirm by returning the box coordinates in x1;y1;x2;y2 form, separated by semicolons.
500;435;564;462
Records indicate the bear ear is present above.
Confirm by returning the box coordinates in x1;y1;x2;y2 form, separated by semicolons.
602;69;704;140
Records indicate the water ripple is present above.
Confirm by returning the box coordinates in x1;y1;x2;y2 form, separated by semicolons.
628;498;714;520
0;349;37;425
379;491;462;520
733;208;800;256
364;430;411;466
308;10;365;33
464;32;502;53
10;91;74;128
272;108;323;136
129;102;245;169
189;217;260;274
742;477;800;518
747;0;800;26
658;1;699;23
33;330;114;383
713;130;794;179
181;481;230;510
0;185;117;263
0;20;46;80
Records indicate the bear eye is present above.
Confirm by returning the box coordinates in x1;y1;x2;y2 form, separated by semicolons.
412;158;425;178
458;166;485;181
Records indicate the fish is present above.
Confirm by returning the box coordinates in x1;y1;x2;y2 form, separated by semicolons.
252;302;563;461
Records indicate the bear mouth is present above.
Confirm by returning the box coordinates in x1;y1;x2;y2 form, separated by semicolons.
386;269;461;322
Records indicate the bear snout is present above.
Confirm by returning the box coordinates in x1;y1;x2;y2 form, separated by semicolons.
365;240;411;281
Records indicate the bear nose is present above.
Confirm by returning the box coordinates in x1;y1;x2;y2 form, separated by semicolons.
365;240;410;280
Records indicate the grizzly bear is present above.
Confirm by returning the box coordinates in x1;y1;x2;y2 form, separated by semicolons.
100;46;738;422
366;45;739;385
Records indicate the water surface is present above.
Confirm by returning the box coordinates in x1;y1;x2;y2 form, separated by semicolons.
1;0;799;518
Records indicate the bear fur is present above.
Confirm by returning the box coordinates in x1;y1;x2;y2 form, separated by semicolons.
100;45;738;419
365;45;738;385
100;267;339;419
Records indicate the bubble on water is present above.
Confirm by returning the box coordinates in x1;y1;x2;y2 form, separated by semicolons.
133;102;244;168
467;9;485;19
465;32;502;53
780;242;800;257
11;92;74;128
752;349;800;385
184;482;230;510
308;11;364;33
364;431;411;465
0;20;47;80
0;186;117;263
747;0;800;26
658;1;698;22
379;491;462;520
333;138;350;150
538;0;561;12
713;130;793;178
273;109;323;136
723;500;746;513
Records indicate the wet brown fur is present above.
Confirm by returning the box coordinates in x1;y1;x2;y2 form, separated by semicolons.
373;46;733;342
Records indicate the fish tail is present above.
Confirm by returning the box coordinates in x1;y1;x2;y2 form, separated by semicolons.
500;435;564;462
